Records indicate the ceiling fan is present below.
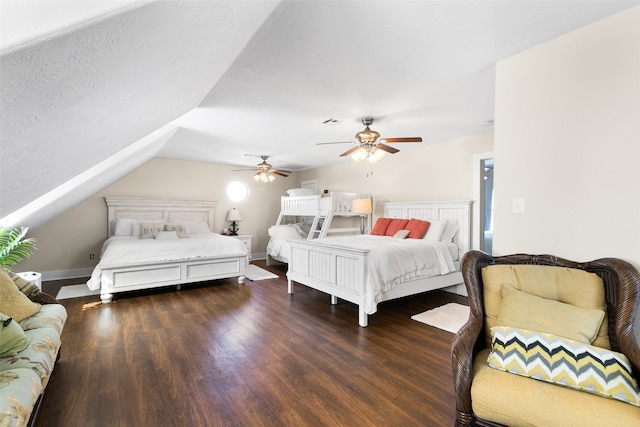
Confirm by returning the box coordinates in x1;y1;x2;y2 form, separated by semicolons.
233;155;290;182
317;117;422;163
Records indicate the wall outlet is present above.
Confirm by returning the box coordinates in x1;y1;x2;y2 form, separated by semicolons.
89;253;95;259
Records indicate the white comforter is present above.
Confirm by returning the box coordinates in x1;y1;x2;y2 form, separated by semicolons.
315;235;457;314
87;233;247;290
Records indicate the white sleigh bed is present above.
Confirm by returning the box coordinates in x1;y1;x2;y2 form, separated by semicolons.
88;197;247;303
286;200;472;326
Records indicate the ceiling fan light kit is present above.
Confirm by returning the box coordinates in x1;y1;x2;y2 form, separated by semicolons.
234;155;290;183
317;117;422;164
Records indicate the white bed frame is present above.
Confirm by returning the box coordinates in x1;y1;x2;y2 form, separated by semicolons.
286;200;472;326
268;192;372;265
98;197;246;303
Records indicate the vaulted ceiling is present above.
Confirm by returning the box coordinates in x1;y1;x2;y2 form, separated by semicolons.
1;0;638;227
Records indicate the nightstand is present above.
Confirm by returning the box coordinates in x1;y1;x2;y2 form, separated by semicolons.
231;234;252;263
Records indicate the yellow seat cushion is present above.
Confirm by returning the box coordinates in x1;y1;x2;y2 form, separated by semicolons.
482;264;610;349
471;349;640;426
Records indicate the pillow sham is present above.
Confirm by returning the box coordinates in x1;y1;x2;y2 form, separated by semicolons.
188;220;211;234
440;220;459;242
497;286;605;344
405;219;430;239
0;313;28;357
164;223;190;238
112;218;136;236
488;326;640;407
371;217;393;236
385;219;409;237
423;219;446;241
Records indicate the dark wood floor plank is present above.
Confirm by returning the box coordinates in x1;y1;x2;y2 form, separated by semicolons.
36;261;467;426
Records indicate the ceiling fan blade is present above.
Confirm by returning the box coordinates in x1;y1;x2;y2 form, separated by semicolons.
376;143;400;154
272;170;290;177
316;141;355;145
339;145;362;157
232;168;258;172
380;137;422;143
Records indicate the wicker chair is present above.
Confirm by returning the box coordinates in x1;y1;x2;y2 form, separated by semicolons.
451;251;640;427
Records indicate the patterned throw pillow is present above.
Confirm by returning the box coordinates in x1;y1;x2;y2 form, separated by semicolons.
138;222;165;239
5;269;40;300
488;326;640;407
164;223;190;238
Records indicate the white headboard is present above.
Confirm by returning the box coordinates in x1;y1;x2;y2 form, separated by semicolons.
105;197;217;237
383;200;473;259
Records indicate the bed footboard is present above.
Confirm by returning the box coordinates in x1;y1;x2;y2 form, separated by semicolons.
286;239;371;326
100;255;246;303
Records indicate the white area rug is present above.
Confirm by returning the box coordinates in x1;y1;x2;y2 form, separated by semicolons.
411;303;470;333
245;264;279;281
56;284;100;300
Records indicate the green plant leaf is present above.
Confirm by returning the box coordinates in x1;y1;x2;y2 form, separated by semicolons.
0;226;36;270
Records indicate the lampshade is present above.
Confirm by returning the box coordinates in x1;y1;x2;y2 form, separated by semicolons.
352;198;372;215
226;208;242;221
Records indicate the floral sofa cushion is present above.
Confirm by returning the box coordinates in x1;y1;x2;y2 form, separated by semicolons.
1;303;66;427
0;368;42;427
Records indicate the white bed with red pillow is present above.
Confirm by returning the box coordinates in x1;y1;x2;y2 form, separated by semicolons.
286;200;472;326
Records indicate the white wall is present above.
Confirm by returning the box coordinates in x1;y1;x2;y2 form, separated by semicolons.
493;6;640;270
494;7;640;339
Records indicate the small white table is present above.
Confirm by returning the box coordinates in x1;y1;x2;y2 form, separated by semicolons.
230;234;252;264
17;271;42;291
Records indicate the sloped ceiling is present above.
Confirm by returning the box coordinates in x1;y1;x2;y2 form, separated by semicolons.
1;0;638;228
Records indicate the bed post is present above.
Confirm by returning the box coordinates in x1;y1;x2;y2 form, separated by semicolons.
359;307;368;327
287;278;294;294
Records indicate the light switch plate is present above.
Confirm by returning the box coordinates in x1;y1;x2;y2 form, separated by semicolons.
512;197;525;214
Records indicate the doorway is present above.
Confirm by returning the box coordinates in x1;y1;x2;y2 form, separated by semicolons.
473;152;494;253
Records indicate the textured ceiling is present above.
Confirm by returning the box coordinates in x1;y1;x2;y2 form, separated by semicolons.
1;0;638;227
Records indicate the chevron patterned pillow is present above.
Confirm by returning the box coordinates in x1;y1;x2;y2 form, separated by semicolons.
488;326;640;407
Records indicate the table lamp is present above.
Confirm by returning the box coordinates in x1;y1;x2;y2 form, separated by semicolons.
226;208;242;236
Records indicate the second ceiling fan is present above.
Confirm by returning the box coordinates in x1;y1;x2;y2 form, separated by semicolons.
317;117;422;162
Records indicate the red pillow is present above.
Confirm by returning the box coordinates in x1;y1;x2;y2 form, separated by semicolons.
406;219;430;239
385;219;409;236
371;218;393;236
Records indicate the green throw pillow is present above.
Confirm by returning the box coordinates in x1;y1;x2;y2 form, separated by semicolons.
488;326;640;407
0;313;28;357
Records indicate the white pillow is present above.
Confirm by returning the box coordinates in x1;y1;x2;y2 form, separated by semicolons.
286;188;315;197
112;218;135;236
188;220;210;234
154;230;179;240
268;225;305;240
131;219;163;238
423;220;446;241
441;220;459;242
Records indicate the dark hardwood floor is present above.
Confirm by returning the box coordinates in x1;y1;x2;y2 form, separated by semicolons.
38;261;467;427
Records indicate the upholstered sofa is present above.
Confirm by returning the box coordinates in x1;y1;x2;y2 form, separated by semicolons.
452;251;640;426
1;269;67;427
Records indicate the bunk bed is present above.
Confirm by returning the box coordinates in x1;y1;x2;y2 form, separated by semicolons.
286;200;472;327
266;190;372;265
